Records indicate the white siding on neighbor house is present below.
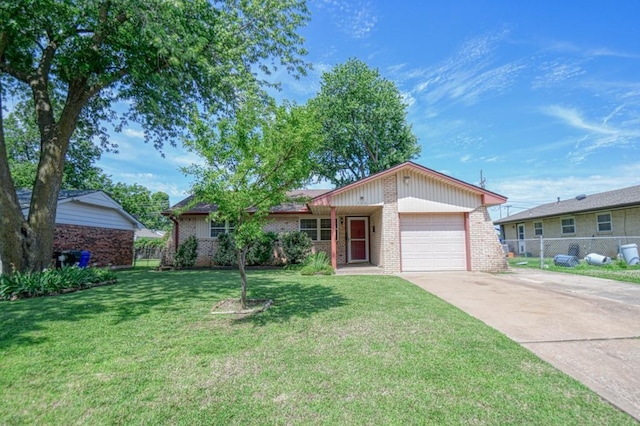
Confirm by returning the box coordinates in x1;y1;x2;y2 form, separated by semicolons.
56;202;135;230
396;170;481;213
400;213;466;271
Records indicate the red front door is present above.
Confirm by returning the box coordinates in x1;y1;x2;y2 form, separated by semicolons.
348;218;368;262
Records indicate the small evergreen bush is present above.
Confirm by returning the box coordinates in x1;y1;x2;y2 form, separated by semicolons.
174;235;198;268
281;231;313;264
247;231;278;266
213;233;238;266
214;231;279;266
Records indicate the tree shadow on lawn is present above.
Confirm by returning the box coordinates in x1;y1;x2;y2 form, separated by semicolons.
0;269;347;349
231;274;348;326
0;269;232;350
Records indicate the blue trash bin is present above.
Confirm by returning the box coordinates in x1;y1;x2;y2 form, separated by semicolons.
79;250;91;268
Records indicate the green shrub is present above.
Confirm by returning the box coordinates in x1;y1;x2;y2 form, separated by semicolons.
214;231;279;266
281;231;313;264
0;266;116;301
213;233;238;266
247;232;278;266
174;235;198;268
134;236;167;250
300;251;334;275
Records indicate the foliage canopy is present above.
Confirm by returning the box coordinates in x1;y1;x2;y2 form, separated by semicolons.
184;97;321;306
311;58;420;186
0;0;311;273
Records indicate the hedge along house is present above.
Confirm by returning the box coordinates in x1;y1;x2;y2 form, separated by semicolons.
16;189;144;268
165;162;508;273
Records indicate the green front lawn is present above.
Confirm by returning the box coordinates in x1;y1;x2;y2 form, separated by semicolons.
508;257;640;284
1;269;633;424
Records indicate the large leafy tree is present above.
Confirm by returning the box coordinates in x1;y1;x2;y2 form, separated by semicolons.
5;98;112;190
310;58;420;186
184;98;321;308
0;0;310;273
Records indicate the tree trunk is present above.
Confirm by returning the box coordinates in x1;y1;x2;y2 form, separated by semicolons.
0;86;31;274
237;247;248;309
0;85;83;273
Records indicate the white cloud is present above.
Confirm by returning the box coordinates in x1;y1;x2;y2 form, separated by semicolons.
124;128;145;138
317;0;378;39
409;29;526;107
166;152;206;168
542;105;640;164
493;162;640;213
543;106;618;135
532;59;586;89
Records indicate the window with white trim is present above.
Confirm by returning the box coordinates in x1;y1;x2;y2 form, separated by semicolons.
299;218;337;241
561;217;575;234
210;221;235;238
534;222;543;236
596;213;612;232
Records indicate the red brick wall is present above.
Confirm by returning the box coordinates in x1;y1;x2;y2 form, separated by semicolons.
53;224;134;267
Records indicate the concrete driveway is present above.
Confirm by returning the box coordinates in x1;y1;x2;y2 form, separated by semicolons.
401;269;640;421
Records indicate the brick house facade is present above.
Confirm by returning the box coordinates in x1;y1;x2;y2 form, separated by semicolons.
54;224;135;267
165;162;508;273
14;190;142;270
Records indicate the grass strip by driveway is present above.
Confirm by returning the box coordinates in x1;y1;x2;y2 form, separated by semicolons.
509;257;640;284
1;268;634;425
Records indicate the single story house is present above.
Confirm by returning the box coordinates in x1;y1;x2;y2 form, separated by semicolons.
17;189;144;268
164;162;508;273
494;185;640;256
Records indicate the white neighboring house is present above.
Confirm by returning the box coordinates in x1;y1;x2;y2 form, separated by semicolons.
10;189;144;270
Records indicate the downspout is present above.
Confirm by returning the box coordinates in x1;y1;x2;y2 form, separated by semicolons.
170;215;179;252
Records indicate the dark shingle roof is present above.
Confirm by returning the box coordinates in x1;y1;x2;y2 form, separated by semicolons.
494;185;640;224
16;189;98;209
165;189;332;216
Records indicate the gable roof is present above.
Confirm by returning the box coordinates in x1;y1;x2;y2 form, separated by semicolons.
17;189;99;210
166;162;507;216
310;161;507;207
494;185;640;224
17;189;144;228
165;189;332;216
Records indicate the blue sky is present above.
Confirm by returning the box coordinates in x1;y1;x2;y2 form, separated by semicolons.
98;0;640;220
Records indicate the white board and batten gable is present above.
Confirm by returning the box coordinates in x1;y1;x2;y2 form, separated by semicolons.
311;162;504;214
18;190;143;231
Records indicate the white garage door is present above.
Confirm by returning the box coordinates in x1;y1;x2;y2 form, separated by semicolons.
400;214;467;272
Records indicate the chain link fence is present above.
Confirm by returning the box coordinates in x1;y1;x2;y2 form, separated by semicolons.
133;246;166;268
502;236;640;267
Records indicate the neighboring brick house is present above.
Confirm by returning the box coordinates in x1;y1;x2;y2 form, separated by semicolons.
17;190;143;268
164;162;508;273
494;185;640;256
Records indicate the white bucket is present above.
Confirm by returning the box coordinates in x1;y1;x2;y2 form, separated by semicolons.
584;253;611;266
620;244;640;265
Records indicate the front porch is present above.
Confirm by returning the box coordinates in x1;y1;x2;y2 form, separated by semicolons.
335;263;386;275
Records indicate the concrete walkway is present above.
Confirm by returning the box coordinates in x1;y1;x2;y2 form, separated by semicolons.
401;269;640;421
